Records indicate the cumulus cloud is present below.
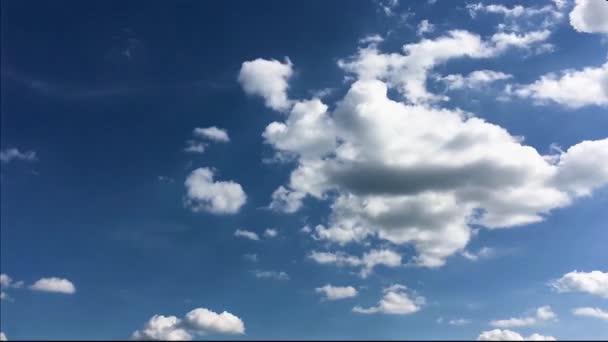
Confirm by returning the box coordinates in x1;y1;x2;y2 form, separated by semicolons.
359;34;384;46
263;228;278;238
513;60;608;108
234;229;259;241
252;270;289;281
569;0;608;34
477;329;556;341
353;284;424;315
184;140;206;154
238;57;293;111
132;307;244;340
241;31;608;269
490;306;556;328
417;20;434;36
29;277;76;294
439;70;512;90
193;127;230;143
315;284;358;300
184;168;246;214
550;270;608;298
0;148;37;163
0;274;23;289
0;332;6;341
308;249;401;278
572;307;608;321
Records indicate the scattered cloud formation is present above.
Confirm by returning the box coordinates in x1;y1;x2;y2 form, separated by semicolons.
462;247;496;261
263;228;278;238
569;0;608;34
0;148;37;164
353;284;424;315
512;60;608;108
490;306;556;328
439;70;512;90
234;229;260;241
550;270;608;298
417;19;435;36
184;140;207;154
193;127;230;143
184;168;246;214
252;270;289;281
29;277;76;294
315;284;358;300
0;274;23;289
132;307;245;340
449;318;471;326
308;249;401;278
238;58;293;111
572;307;608;321
477;329;556;341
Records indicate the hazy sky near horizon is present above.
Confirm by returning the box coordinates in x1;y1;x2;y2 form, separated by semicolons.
1;0;608;340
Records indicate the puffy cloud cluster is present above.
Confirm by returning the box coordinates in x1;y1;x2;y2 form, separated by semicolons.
240;29;608;268
550;270;608;298
569;0;608;34
315;284;358;300
184;168;246;214
477;329;556;341
490;306;556;328
185;127;230;154
238;58;293;111
132;307;245;341
353;284;424;315
572;307;608;321
29;277;76;294
308;249;401;278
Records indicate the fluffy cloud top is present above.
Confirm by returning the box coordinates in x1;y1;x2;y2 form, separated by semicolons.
572;307;608;321
234;229;260;241
132;307;244;340
184;168;246;214
0;148;37;163
315;284;358;300
353;284;424;315
569;0;608;34
193;127;230;143
513;60;608;108
29;277;76;294
477;329;556;341
490;306;556;328
550;270;608;298
238;58;293;111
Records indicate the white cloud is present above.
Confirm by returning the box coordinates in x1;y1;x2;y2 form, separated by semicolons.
417;20;435;36
0;274;22;288
308;249;401;278
477;329;556;341
268;186;306;213
234;229;259;241
0;292;7;301
193;127;230;143
569;0;608;34
0;148;37;163
490;306;556;328
0;332;6;341
359;34;384;46
550;270;608;298
132;307;244;340
439;70;512;90
184;168;246;214
252;270;289;281
184;140;206;154
573;307;608;321
353;284;424;315
513;60;608;108
29;277;76;294
449;318;471;326
300;225;312;234
263;228;278;238
315;284;358;300
462;247;496;261
238;58;293;111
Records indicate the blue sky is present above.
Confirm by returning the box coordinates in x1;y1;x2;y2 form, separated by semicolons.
1;0;608;340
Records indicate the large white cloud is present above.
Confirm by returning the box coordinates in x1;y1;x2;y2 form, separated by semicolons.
238;58;293;111
490;306;556;328
513;60;608;108
569;0;608;34
477;329;556;341
572;307;608;321
315;284;358;300
353;284;424;315
184;168;246;214
550;270;608;298
132;307;245;340
29;277;76;294
240;31;608;269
